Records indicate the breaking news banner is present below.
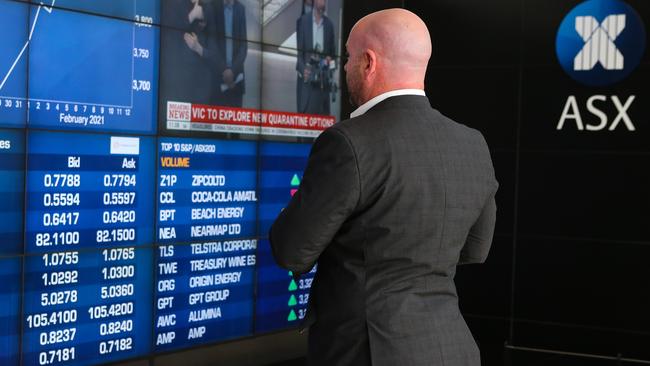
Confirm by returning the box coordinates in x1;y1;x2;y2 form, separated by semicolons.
166;102;336;138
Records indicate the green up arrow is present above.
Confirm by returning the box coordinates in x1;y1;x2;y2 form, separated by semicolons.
288;279;298;291
288;294;298;306
291;174;301;186
287;309;298;322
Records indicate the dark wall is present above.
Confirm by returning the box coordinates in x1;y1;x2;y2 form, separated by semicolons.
399;0;650;365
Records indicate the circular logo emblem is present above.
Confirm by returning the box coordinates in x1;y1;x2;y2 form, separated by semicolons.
556;0;646;86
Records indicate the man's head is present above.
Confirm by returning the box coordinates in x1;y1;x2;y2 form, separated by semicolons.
313;0;326;15
344;9;432;108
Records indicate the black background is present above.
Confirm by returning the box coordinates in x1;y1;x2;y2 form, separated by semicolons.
371;0;650;364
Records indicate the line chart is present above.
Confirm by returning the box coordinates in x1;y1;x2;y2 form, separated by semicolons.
0;0;159;134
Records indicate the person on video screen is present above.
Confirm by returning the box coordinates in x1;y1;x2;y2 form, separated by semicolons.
207;0;248;107
296;0;313;111
296;0;335;115
161;0;217;104
180;0;247;108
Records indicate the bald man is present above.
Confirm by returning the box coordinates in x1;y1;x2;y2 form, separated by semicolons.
270;9;498;366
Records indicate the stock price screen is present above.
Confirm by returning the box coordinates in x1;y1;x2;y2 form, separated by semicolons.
0;0;339;364
154;138;257;351
23;131;155;365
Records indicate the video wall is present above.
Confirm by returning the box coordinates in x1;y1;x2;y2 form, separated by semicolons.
0;0;343;365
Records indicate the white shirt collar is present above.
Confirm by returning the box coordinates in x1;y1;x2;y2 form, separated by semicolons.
350;89;426;118
312;11;323;27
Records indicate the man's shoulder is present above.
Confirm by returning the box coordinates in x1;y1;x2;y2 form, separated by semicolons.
335;100;486;146
324;115;380;145
297;13;311;29
234;1;245;12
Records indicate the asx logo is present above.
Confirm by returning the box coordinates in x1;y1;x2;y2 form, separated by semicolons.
555;0;646;132
555;0;646;87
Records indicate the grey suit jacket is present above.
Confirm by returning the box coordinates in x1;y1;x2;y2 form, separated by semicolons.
270;95;498;366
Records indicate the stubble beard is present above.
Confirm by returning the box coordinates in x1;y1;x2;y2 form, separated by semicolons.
346;72;362;108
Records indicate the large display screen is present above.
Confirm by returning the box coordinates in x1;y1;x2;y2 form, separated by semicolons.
0;0;343;364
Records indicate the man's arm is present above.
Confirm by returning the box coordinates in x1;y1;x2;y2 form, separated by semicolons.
459;192;497;265
296;16;306;74
195;1;221;70
270;128;360;275
231;3;247;76
326;19;336;58
204;1;227;75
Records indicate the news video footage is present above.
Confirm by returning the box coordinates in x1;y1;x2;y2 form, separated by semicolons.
0;0;344;365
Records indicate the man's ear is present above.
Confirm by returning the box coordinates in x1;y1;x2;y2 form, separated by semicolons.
363;49;377;81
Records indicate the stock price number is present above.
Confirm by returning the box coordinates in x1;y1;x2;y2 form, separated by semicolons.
96;228;136;243
41;290;78;307
43;174;80;188
88;302;134;320
42;270;78;286
43;193;80;207
38;347;75;365
99;337;133;355
103;174;136;187
39;328;76;346
102;247;135;262
101;265;135;280
297;309;307;320
101;284;134;299
26;310;78;329
35;231;80;247
102;210;136;224
99;319;133;336
299;278;312;290
42;252;79;267
43;212;79;227
102;192;136;206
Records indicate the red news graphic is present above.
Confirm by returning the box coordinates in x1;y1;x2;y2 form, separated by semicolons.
166;102;335;138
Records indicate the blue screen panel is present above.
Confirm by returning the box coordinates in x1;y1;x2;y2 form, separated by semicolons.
255;142;313;333
22;247;153;366
25;131;155;254
153;241;256;351
257;142;310;238
255;239;315;334
27;4;158;134
0;129;25;256
0;257;21;366
156;138;258;245
0;0;28;128
154;137;259;351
